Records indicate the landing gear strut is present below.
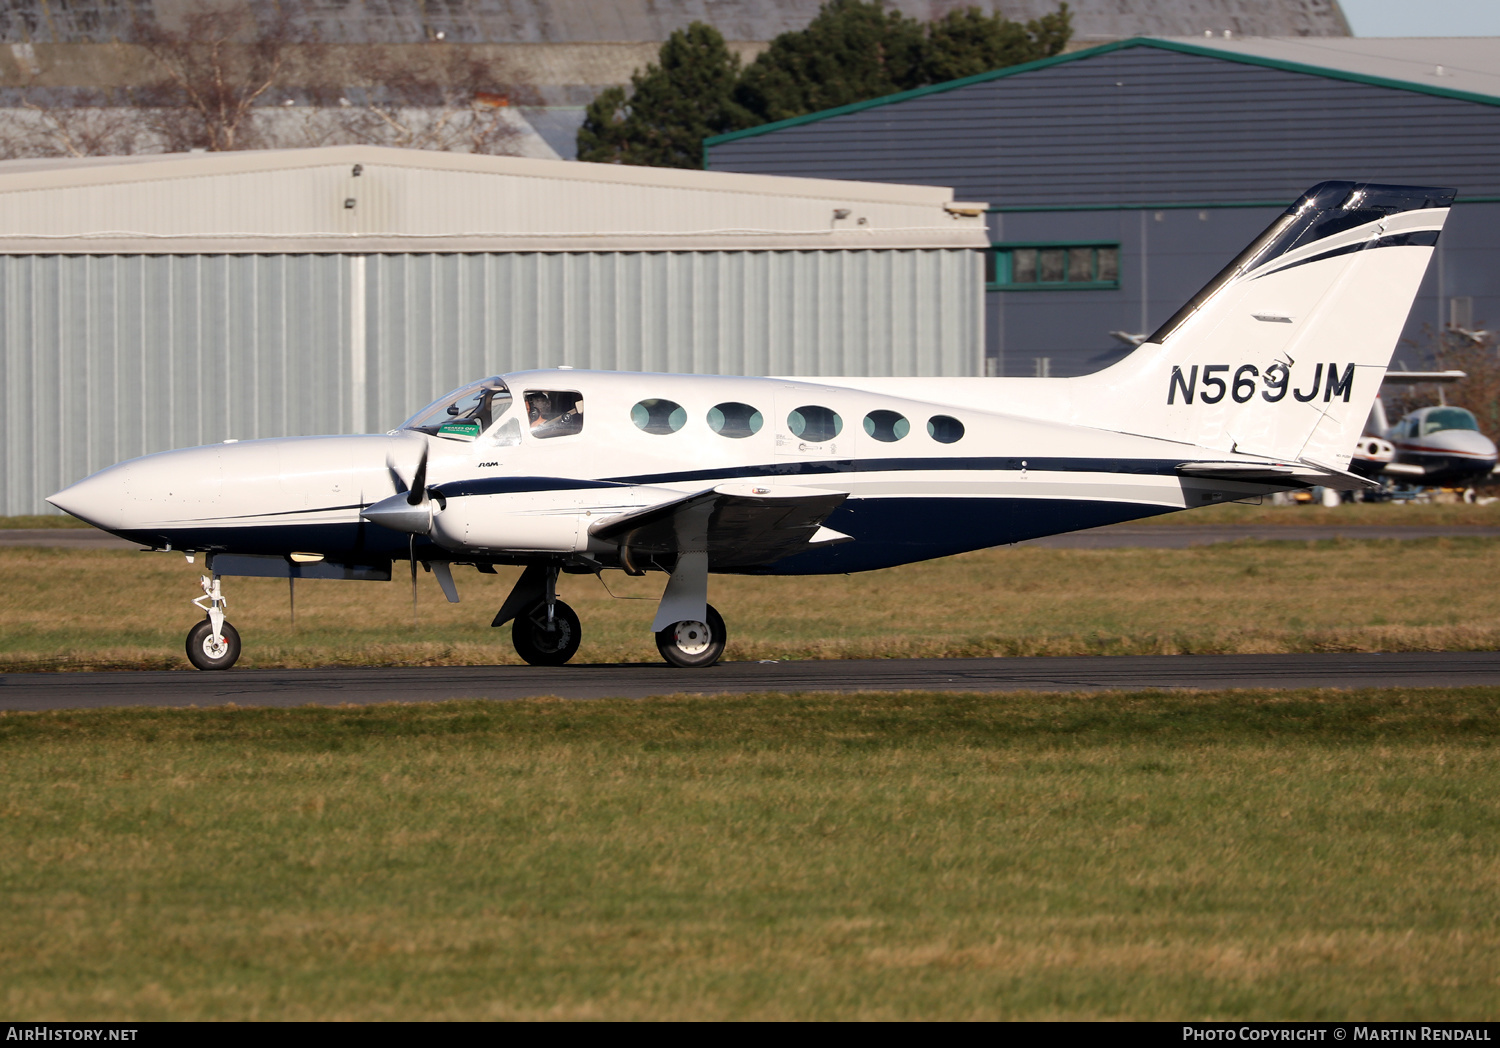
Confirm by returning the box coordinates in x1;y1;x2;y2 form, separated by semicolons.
186;574;241;670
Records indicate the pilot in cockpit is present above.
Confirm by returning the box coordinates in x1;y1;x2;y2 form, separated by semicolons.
525;391;584;438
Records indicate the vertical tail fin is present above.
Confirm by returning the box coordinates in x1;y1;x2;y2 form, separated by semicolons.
1076;181;1454;467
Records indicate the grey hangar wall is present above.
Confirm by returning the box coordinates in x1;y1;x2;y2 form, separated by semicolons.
706;39;1500;379
0;148;986;516
2;248;978;516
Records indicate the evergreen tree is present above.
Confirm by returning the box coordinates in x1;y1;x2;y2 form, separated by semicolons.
576;23;753;167
921;4;1071;84
733;0;927;124
578;3;1072;168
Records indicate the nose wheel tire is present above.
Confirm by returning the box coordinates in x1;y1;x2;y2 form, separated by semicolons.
186;618;241;671
512;599;582;666
655;604;726;668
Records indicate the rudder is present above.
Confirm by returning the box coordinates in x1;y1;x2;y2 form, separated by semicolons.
1075;181;1454;468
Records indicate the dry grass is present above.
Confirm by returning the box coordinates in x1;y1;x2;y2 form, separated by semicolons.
3;536;1500;670
1135;500;1500;526
2;688;1497;1019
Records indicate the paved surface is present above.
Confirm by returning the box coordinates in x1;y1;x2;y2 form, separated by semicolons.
3;652;1498;711
6;524;1499;552
1018;524;1500;548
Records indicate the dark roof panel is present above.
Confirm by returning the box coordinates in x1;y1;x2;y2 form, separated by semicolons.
707;42;1500;205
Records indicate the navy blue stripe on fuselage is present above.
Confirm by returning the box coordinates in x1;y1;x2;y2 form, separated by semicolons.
1256;229;1441;278
114;495;1182;575
432;476;624;498
609;457;1187;486
735;496;1179;574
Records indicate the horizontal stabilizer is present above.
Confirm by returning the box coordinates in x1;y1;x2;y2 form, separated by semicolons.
1176;458;1379;491
1384;462;1426;477
1382;370;1466;385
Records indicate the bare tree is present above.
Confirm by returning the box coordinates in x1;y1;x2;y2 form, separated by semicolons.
132;4;312;152
1;98;151;158
0;3;544;160
287;45;539;154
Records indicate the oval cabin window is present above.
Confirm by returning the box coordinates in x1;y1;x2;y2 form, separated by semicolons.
787;405;842;443
707;402;763;438
631;399;687;435
927;415;964;444
863;410;909;443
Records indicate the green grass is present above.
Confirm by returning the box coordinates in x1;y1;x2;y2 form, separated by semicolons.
3;688;1498;1020
4;537;1500;671
0;514;91;528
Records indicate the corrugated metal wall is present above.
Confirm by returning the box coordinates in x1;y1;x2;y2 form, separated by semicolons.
706;42;1500;378
706;46;1500;205
2;254;351;516
3;248;980;514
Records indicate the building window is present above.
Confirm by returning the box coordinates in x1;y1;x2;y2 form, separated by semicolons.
987;242;1120;291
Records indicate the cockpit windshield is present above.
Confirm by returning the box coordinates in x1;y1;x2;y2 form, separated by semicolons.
400;377;513;436
1423;407;1479;435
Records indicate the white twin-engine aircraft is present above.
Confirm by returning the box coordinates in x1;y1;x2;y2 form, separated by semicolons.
49;181;1453;671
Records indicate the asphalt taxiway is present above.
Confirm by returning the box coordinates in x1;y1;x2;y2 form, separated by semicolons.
3;651;1498;712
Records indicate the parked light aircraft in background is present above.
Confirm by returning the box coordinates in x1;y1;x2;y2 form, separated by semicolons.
1350;371;1499;488
49;181;1453;670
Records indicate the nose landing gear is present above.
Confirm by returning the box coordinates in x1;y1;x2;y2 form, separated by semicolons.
512;598;581;666
186;574;241;670
493;563;583;666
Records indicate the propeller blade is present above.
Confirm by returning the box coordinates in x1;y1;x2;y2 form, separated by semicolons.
385;455;409;495
407;444;429;506
410;534;418;626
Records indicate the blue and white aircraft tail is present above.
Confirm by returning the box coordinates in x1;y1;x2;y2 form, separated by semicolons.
48;181;1453;670
848;180;1454;474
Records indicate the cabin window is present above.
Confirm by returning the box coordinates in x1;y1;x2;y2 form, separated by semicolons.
708;402;763;438
1423;407;1479;435
400;376;513;437
927;415;965;443
863;410;909;443
987;243;1121;291
486;417;521;447
631;398;687;434
787;405;842;442
525;390;583;439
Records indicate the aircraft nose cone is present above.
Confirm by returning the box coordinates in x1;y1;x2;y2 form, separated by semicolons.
1434;429;1498;459
362;492;432;535
47;465;132;528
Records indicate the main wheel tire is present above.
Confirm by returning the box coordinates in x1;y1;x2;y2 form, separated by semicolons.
185;618;241;671
655;604;726;668
512;598;582;666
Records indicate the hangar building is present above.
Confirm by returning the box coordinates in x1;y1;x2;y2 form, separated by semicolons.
705;35;1500;378
1;145;985;514
0;0;1352;159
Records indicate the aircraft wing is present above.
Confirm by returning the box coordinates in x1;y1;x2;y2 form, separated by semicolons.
589;483;850;569
1176;458;1381;491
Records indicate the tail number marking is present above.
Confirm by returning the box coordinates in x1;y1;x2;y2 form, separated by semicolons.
1168;363;1354;405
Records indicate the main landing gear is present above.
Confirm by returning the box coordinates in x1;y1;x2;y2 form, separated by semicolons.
186;574;241;670
493;559;727;669
655;605;726;668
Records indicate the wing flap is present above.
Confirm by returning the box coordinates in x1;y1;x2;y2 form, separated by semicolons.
588;484;849;568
